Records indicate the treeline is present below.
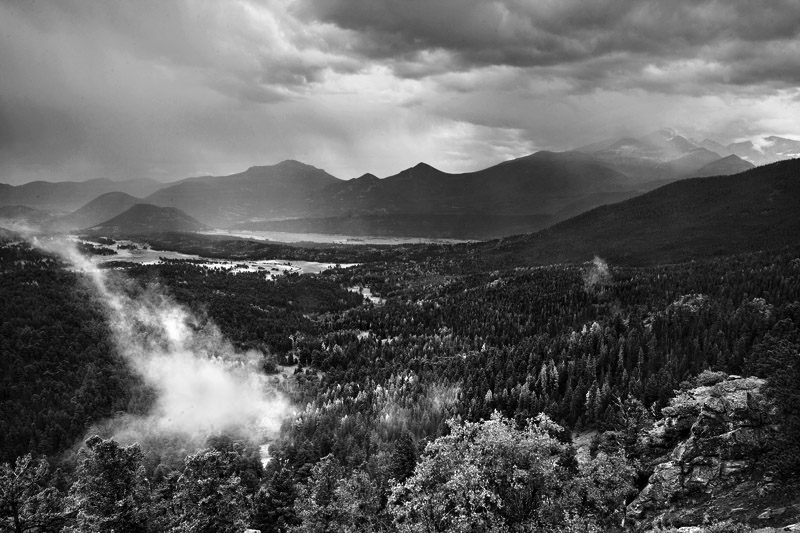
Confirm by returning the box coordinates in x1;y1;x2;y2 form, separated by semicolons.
143;232;441;264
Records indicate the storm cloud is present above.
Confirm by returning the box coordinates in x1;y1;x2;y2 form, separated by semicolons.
296;0;800;86
1;0;798;185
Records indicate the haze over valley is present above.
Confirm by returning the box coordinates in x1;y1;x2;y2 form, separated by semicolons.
2;128;797;240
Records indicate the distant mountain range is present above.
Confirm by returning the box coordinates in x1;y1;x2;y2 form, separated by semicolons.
0;129;797;239
0;178;164;212
230;153;645;239
575;128;757;181
727;136;800;166
81;159;800;267
128;134;762;237
577;128;799;168
480;159;800;266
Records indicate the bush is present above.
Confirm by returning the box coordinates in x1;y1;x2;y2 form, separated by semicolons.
694;370;728;387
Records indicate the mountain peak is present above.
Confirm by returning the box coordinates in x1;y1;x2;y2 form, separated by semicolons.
277;159;313;168
235;160;340;184
354;173;380;181
642;128;692;146
246;160;314;172
659;127;680;139
388;162;443;178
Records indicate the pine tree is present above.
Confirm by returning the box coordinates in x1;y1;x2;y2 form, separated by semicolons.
168;448;249;533
0;454;66;533
389;433;417;483
65;436;152;533
252;460;297;533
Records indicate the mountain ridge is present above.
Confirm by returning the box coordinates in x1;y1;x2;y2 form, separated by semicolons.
478;158;800;266
144;160;340;227
2;128;798;240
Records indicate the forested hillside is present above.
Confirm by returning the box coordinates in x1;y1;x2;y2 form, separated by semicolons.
0;244;152;461
481;159;800;267
2;238;800;531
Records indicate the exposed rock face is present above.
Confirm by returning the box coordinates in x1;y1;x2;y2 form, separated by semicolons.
628;376;778;525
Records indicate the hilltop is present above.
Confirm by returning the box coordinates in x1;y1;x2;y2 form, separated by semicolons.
84;203;209;236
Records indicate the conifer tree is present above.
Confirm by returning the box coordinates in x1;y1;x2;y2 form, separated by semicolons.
65;436;151;533
0;454;66;533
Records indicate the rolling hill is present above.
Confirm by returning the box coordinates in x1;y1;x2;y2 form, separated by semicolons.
479;159;800;266
84;204;209;236
47;192;142;232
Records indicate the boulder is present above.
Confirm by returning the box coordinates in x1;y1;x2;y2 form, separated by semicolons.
628;376;777;526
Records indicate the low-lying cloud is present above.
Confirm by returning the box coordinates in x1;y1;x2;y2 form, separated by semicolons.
583;256;613;293
31;236;289;451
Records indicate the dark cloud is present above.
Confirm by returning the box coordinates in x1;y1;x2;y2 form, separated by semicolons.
296;0;800;91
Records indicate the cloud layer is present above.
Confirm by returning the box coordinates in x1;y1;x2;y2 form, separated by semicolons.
1;0;799;184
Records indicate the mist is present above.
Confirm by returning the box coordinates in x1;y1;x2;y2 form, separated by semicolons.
583;255;613;293
30;236;290;451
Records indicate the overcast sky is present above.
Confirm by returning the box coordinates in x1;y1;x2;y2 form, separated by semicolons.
1;0;799;184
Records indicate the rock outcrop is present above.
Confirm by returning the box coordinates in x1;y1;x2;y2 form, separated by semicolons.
628;376;778;526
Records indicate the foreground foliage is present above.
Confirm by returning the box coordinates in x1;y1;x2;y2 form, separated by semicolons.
388;413;634;533
0;415;636;533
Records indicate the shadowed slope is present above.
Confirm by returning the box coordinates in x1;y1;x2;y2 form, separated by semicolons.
479;159;800;266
